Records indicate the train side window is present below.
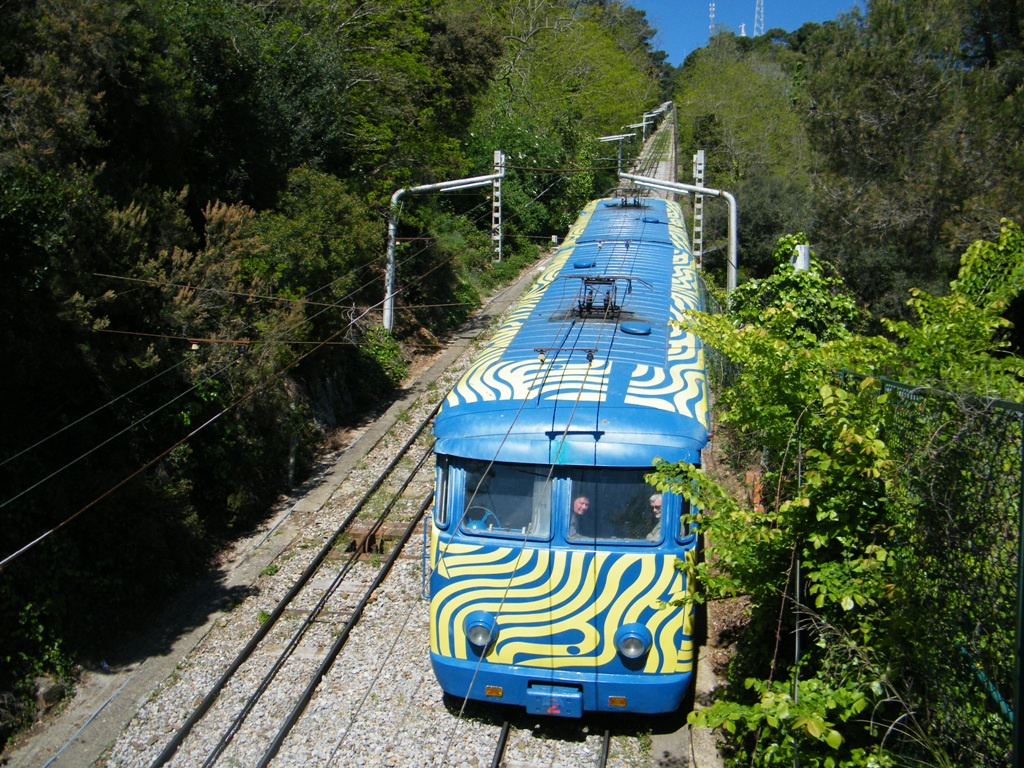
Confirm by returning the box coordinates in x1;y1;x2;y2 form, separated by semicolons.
566;467;663;542
434;460;449;528
678;497;694;540
461;460;552;538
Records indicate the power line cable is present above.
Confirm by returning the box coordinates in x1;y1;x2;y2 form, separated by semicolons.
4;218;455;563
0;356;191;469
5;216;407;475
1;163;572;567
1;211;467;511
0;300;383;571
0;355;243;514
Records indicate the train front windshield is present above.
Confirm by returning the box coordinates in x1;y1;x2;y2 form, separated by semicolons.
564;467;668;542
457;460;682;543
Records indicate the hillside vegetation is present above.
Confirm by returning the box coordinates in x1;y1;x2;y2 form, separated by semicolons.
667;1;1024;764
675;0;1024;327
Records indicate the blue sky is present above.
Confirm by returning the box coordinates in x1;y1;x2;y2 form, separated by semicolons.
626;0;864;65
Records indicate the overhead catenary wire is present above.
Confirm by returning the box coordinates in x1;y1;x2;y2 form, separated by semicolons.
0;194;486;496
0;299;383;571
0;354;245;514
502;163;620;173
20;135;665;766
0;355;191;469
0;176;535;569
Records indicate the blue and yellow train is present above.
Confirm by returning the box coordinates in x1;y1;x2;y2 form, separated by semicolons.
428;194;710;717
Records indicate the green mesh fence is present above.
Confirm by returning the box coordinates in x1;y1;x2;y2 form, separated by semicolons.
699;275;738;390
858;376;1021;766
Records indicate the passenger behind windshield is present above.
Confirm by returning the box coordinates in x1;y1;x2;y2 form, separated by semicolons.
646;494;662;541
568;495;597;538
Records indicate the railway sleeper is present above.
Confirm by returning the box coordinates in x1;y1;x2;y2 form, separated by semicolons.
279;608;362;628
341;523;423;559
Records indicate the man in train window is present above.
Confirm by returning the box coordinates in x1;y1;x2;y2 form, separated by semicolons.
569;495;598;539
646;494;663;541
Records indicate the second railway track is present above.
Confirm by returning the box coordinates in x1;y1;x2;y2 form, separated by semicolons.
139;413;439;768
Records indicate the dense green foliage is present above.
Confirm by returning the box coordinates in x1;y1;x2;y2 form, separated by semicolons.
658;222;1024;765
669;13;1024;759
673;0;1024;324
0;0;668;739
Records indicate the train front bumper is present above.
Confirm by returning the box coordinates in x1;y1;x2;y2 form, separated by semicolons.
430;653;693;717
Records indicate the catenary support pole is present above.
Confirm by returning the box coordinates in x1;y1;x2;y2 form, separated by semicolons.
385;163;505;331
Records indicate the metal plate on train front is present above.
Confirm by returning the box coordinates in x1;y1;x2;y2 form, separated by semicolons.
525;683;584;718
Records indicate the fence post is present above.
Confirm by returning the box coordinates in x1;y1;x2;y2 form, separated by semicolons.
1015;411;1024;767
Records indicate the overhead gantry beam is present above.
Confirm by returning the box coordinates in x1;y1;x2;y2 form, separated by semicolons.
618;172;738;293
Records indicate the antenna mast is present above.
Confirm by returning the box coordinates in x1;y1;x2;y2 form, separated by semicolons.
709;3;715;41
754;0;764;36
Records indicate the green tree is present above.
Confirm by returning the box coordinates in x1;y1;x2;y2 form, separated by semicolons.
674;34;814;279
662;223;1024;766
804;0;1024;322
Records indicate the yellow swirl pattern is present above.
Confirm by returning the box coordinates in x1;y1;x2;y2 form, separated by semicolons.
446;202;602;408
429;544;693;673
624;203;709;426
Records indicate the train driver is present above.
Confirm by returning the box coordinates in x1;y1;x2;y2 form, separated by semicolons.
569;495;598;538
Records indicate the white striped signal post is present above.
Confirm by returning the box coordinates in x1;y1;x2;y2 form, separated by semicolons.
692;149;706;269
492;150;504;261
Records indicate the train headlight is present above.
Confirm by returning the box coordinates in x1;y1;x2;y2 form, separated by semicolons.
464;611;498;650
614;624;653;659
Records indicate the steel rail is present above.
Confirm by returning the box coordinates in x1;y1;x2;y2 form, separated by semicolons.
598;728;611;768
199;445;435;768
256;490;435;766
490;721;511;768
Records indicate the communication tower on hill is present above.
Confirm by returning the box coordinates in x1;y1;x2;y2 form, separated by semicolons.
709;3;715;41
754;0;764;36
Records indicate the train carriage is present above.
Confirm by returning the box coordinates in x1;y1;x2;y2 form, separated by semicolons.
428;195;710;717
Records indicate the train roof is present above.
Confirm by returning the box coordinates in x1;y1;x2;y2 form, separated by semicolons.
434;197;710;467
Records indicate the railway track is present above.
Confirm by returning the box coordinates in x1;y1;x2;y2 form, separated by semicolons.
143;411;438;768
487;720;612;768
622;108;678;198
